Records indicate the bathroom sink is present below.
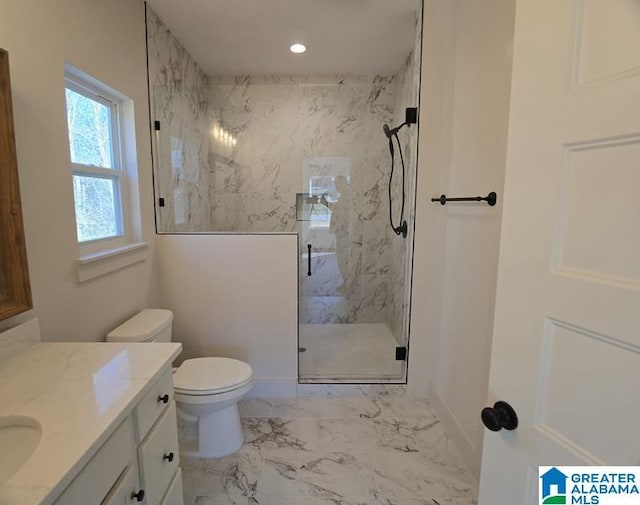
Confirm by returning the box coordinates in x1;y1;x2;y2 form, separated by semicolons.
0;416;42;485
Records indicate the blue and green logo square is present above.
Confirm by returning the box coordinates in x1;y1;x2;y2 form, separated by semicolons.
541;467;568;504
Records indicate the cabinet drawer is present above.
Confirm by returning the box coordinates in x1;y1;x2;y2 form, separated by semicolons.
138;402;180;505
160;469;184;505
54;416;135;505
134;367;174;441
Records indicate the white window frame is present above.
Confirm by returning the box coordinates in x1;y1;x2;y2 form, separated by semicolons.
308;176;334;229
65;75;132;255
64;66;148;282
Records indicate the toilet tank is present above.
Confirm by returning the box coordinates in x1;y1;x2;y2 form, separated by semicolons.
106;309;173;343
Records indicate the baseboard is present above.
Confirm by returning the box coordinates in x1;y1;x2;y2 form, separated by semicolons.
248;377;297;398
428;388;483;479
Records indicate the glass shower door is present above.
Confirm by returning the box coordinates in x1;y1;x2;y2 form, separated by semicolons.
297;157;406;383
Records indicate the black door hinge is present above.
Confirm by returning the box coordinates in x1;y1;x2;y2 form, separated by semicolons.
154;120;161;131
158;197;165;207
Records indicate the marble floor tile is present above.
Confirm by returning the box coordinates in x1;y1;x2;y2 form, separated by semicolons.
371;451;477;505
239;398;274;417
195;495;259;505
260;448;378;499
408;416;469;472
317;417;418;454
358;396;436;419
243;417;320;452
195;496;398;505
296;384;407;397
270;396;377;419
195;494;438;505
182;395;478;505
182;444;263;505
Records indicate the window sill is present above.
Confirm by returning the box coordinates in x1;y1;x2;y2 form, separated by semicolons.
77;242;149;282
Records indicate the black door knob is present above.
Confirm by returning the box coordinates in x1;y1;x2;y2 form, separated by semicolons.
131;489;145;502
481;401;518;431
163;452;175;462
157;393;169;404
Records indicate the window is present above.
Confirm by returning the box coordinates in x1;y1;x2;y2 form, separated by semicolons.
65;73;128;249
308;176;335;229
64;67;148;281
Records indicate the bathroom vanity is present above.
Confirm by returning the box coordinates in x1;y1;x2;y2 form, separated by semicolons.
0;342;183;505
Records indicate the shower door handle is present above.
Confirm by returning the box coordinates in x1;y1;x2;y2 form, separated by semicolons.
307;244;312;276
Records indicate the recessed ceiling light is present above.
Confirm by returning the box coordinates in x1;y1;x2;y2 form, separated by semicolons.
290;43;306;54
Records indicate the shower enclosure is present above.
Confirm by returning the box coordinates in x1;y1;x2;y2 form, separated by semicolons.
146;1;423;383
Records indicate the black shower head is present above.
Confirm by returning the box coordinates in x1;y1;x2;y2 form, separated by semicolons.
383;121;410;139
383;123;403;138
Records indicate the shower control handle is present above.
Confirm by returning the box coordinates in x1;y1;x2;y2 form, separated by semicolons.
307;244;312;276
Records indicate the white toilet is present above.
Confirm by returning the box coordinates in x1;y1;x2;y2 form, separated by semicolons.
106;309;253;458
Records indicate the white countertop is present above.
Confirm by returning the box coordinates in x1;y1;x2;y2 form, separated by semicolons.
0;342;182;505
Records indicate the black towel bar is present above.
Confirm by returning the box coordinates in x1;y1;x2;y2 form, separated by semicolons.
431;191;497;206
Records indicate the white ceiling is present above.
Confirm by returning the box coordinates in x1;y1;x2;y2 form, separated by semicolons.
145;0;421;77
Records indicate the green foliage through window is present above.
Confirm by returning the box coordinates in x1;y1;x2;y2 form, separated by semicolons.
65;88;114;169
65;78;124;244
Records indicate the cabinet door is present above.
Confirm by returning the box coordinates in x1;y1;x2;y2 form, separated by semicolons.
138;402;180;505
102;466;141;505
159;469;184;505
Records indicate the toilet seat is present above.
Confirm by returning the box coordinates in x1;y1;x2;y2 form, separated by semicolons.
173;357;253;396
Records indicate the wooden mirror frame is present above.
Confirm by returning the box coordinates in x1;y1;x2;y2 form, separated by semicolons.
0;48;32;320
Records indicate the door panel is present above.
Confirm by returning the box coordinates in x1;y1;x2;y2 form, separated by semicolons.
575;0;640;85
536;321;639;464
479;0;640;502
556;137;640;283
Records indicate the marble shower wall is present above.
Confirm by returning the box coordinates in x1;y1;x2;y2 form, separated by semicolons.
146;7;420;334
147;8;213;232
208;75;397;326
388;12;423;343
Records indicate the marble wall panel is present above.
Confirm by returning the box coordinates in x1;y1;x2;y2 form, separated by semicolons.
388;12;422;343
147;9;213;232
208;75;396;325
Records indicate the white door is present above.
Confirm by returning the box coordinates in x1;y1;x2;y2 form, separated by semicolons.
478;0;640;503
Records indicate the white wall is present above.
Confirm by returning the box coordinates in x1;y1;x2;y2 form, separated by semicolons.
154;234;298;397
0;0;155;340
409;0;516;476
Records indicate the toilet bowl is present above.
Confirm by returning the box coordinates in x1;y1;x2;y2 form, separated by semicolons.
106;309;253;458
173;357;252;458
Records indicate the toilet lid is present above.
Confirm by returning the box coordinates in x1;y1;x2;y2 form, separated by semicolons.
173;357;253;395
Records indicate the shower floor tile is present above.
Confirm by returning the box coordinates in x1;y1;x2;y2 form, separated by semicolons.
298;323;403;381
182;396;478;505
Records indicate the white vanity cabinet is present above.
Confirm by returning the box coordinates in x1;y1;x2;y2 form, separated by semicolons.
53;366;183;505
134;368;182;505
